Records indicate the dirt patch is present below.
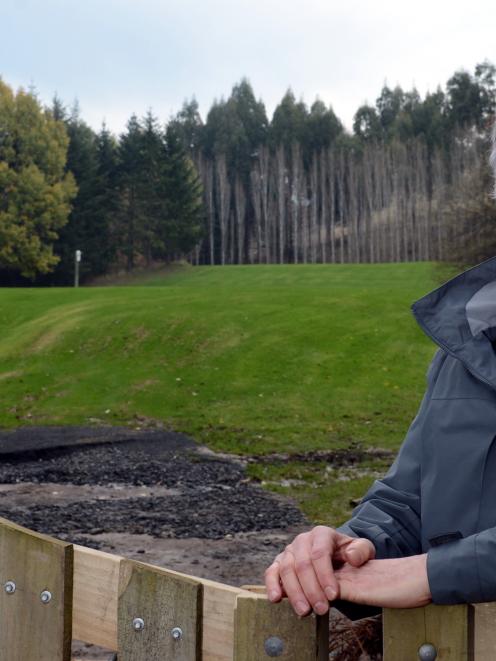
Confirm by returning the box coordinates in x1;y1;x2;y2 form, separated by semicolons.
0;369;22;381
246;444;395;466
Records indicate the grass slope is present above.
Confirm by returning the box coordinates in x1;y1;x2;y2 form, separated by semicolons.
0;262;451;524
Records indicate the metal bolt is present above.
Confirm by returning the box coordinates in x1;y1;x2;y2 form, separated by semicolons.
40;590;52;604
4;581;16;595
418;643;437;661
171;626;183;640
132;617;145;631
264;636;284;657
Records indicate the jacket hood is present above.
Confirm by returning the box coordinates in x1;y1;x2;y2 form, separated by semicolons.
411;255;496;391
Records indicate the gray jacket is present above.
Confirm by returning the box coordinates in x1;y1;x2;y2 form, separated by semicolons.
336;255;496;604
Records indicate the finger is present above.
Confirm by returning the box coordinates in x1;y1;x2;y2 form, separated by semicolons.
291;533;332;615
344;538;376;567
264;553;285;602
307;527;340;602
332;532;374;562
278;547;312;617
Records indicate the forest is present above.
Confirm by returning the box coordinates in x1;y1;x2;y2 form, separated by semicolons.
1;60;496;285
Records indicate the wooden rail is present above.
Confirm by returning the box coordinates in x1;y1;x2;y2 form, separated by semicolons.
1;515;495;660
0;517;328;660
383;602;496;660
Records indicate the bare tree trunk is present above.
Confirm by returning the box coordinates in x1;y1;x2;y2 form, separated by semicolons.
393;141;402;262
378;145;386;263
348;151;359;262
337;149;346;263
204;159;215;264
276;145;286;264
328;149;336;263
319;150;328;263
363;145;374;263
234;175;246;264
301;172;310;264
290;142;302;264
250;166;262;263
268;161;278;264
259;145;271;264
215;153;231;266
229;210;235;264
310;152;318;263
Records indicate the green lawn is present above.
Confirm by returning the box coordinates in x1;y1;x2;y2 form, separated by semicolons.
0;262;453;525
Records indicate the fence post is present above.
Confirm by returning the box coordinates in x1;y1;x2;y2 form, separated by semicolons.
234;593;329;660
0;516;73;661
383;603;472;660
469;602;496;658
118;558;203;660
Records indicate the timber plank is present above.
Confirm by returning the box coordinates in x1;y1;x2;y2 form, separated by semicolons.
234;593;328;661
118;558;202;660
472;602;496;660
73;545;121;650
0;516;73;661
383;603;469;660
73;545;254;660
425;603;469;660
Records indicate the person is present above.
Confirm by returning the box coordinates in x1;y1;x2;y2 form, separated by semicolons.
264;132;496;618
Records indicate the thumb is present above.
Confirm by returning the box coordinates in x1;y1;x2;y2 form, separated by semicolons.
344;538;376;566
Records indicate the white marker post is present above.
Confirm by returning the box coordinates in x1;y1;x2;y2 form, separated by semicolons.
74;250;82;288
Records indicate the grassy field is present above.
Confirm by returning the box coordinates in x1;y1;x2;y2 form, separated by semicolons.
0;262;453;525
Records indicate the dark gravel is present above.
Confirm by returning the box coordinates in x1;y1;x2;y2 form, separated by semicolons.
0;433;306;540
0;487;304;540
0;444;246;488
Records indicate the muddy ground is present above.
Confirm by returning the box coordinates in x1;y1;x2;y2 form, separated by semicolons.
0;427;382;660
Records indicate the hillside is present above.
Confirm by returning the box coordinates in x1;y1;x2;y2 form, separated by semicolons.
0;263;451;523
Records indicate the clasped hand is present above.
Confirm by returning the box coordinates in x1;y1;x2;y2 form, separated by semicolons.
264;525;432;616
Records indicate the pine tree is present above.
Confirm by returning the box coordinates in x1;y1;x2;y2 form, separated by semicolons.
270;89;308;151
48;103;101;284
91;123;119;274
116;114;146;270
160;123;204;259
170;97;204;154
306;99;343;151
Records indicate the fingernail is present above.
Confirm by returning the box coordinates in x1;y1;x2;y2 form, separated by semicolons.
269;590;279;601
325;587;336;600
314;601;328;615
295;600;309;615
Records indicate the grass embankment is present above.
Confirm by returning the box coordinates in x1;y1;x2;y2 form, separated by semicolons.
0;262;451;525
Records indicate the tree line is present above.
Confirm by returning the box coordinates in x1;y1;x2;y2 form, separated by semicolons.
1;60;495;284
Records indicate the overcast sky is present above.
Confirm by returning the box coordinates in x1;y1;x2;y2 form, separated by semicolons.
2;0;495;135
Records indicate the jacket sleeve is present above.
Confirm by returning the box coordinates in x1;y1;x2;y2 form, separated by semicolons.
426;528;491;604
334;348;446;560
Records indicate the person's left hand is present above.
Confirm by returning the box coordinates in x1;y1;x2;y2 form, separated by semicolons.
334;553;432;609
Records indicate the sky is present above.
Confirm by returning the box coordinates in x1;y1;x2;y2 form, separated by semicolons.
2;0;496;135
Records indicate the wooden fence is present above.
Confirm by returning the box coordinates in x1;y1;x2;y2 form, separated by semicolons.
0;515;494;660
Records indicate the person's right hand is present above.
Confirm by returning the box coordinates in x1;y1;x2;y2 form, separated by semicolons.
264;525;376;616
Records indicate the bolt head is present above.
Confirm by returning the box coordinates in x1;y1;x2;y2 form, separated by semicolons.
264;636;284;657
40;590;52;604
418;643;437;661
171;626;183;640
132;617;145;631
4;581;16;595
